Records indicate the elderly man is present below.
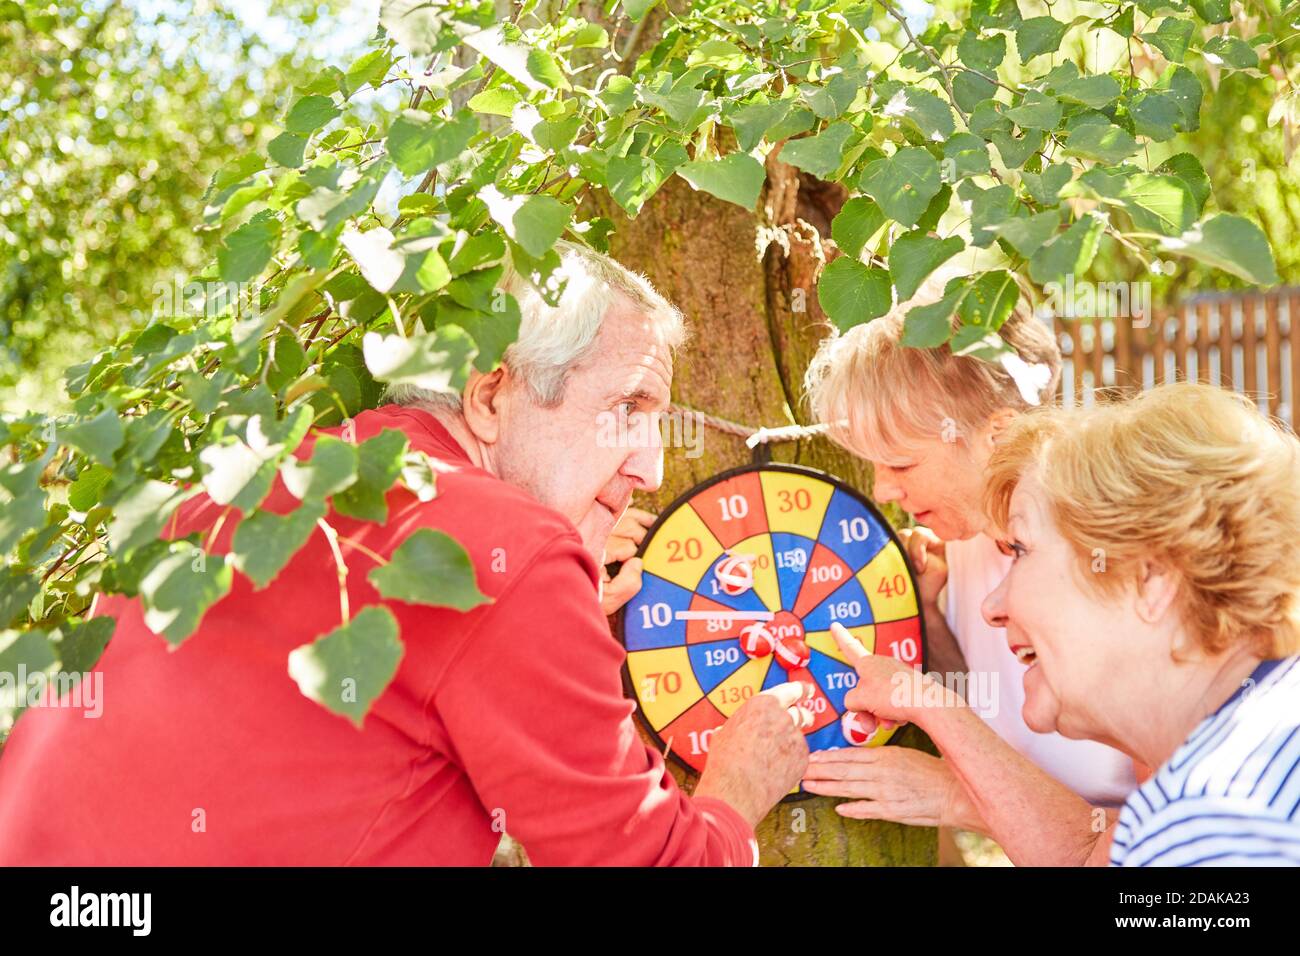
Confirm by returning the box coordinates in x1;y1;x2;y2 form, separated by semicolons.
0;242;809;865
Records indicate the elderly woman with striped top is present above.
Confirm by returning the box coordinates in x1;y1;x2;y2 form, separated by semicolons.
831;381;1300;865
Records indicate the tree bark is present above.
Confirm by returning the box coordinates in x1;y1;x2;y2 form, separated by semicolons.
590;155;938;867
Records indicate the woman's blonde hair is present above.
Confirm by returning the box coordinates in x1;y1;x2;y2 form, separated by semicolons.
804;272;1062;460
984;382;1300;659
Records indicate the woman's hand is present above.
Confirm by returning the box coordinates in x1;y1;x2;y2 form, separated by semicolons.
897;526;948;611
830;623;929;725
802;746;977;829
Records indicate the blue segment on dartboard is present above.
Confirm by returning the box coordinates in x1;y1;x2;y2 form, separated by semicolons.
807;647;859;714
687;639;748;694
769;532;816;611
806;719;849;754
816;488;890;572
623;572;692;651
759;654;785;691
801;574;875;631
695;552;773;612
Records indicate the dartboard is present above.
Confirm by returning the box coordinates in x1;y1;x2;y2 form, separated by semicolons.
620;463;926;798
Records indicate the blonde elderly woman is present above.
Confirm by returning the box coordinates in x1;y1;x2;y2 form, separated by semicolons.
829;382;1300;865
800;278;1138;845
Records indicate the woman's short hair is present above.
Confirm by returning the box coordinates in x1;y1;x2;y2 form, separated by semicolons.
804;271;1062;460
984;381;1300;659
388;239;685;410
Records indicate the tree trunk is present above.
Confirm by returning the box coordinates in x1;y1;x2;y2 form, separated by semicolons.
591;154;938;867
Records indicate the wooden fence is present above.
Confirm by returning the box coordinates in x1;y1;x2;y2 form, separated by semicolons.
1052;287;1300;432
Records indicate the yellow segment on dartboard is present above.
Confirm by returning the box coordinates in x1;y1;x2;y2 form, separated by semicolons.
857;542;920;622
709;656;771;717
640;504;724;591
759;470;834;537
625;646;704;731
805;624;876;664
728;532;780;611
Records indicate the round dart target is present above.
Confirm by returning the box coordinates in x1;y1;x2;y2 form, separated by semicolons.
619;463;927;800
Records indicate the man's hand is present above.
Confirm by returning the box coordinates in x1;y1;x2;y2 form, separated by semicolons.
600;507;656;615
802;746;977;829
897;526;947;611
693;682;813;828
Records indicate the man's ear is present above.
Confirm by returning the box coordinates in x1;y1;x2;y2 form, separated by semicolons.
462;366;509;445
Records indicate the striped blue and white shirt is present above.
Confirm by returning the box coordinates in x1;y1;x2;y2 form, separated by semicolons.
1111;655;1300;867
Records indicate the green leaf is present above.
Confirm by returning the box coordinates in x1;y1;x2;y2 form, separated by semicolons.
105;479;189;557
859;147;942;228
230;498;326;590
990;128;1045;168
218;211;281;283
362;326;477;395
727;98;792;152
800;74;859;120
344;48;393;95
901;281;964;347
1157;153;1211;215
341;226;405;294
1052;73;1122;110
369;528;492;611
831;197;886;259
464;25;569;94
957;31;1007;72
68;462;112;511
333;429;408;524
0;567;38;628
677;153;766;210
284;95;340;136
942;133;992;179
1128;90;1184;141
1157;66;1203;133
1158;214;1279;285
480;186;571;258
988;210;1061;257
889;232;964;300
50;617;114;675
958;271;1020;328
881;87;955;142
0;629;57;727
1064;122;1139;164
139;545;233;647
1005;90;1063;130
379;0;443;55
268;132;308;168
467;87;522;117
1020;164;1073;205
1078;169;1197;235
778;123;856;179
386;110;479;177
1188;0;1232;24
1203;36;1259;70
1016;16;1070;61
288;605;404;728
622;0;660;21
606;143;688;215
1029;213;1106;285
296;160;389;233
60;408;124;465
1141;18;1195;63
817;257;893;331
282;435;359;501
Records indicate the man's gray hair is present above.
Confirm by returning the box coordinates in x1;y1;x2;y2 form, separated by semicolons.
386;240;686;411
